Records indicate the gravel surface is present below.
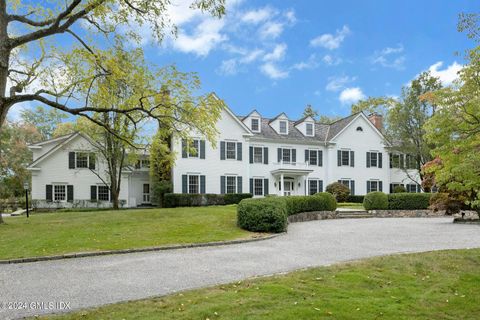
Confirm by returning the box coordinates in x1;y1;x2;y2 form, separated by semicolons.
1;217;479;319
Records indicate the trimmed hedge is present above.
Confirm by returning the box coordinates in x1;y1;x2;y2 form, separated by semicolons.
363;192;388;210
164;193;253;208
237;193;337;233
388;193;432;210
237;197;288;233
346;195;364;203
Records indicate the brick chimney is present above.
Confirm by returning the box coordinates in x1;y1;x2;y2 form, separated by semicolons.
368;113;383;131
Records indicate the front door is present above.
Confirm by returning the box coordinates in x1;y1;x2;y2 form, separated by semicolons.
283;180;294;196
142;184;150;203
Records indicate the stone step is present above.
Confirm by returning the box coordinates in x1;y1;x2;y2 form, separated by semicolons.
336;214;373;219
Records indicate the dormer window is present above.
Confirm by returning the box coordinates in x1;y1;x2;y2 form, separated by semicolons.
306;123;314;136
251;118;260;132
279;120;288;134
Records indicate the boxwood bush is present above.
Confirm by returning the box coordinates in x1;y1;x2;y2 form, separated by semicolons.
237;198;288;233
363;191;388;210
346;195;364;203
388;193;432;210
164;193;252;208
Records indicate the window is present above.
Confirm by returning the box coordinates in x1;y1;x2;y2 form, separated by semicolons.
308;150;317;165
306;123;313;136
390;183;403;193
98;186;110;201
282;148;292;163
226;176;237;194
279;120;287;134
251;118;260;132
367;152;382;168
253;147;263;163
188;139;200;158
406;184;418;193
356;126;363;132
367;180;381;193
76;152;89;168
188;175;199;194
143;184;150;203
254;178;263;196
54;185;66;201
338;179;354;194
141;159;150;168
226;142;236;160
390;154;402;168
308;179;322;195
341;150;350;166
405;155;416;169
339;180;350;188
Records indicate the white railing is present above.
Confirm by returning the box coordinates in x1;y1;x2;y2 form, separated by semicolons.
274;161;310;170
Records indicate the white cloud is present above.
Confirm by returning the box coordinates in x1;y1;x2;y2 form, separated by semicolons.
292;54;319;71
240;48;264;63
259;21;284;39
173;19;228;56
339;87;366;104
241;7;273;24
284;9;296;24
427;61;462;86
326;75;357;92
260;62;289;79
263;43;287;62
322;54;342;66
217;59;238;75
310;25;350;50
371;44;405;70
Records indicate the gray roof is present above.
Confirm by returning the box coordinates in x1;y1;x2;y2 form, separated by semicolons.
326;112;361;141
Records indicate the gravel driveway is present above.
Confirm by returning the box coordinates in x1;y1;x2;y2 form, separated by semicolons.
1;217;479;319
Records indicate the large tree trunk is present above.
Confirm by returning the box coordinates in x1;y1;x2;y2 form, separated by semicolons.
0;0;10;129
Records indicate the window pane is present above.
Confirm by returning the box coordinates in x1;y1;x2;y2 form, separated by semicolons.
370;181;378;192
189;140;199;158
253;147;263;163
76;152;88;168
309;150;317;165
279;121;287;133
306;123;313;135
226;176;237;194
226;142;236;159
141;160;150;168
309;180;318;195
98;186;109;201
254;179;263;196
341;151;350;166
54;185;66;201
370;152;377;167
188;175;199;194
282;149;291;163
251;118;259;131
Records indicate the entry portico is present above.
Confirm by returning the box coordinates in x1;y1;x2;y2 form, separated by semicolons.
271;165;313;196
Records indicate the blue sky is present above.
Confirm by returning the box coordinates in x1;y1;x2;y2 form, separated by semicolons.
7;0;477;122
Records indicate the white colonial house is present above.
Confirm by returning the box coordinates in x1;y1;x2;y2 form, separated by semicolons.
28;103;420;208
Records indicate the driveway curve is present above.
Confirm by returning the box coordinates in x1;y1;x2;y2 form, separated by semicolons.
1;218;480;319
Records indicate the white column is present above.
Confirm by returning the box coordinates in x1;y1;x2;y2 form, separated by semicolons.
280;173;284;197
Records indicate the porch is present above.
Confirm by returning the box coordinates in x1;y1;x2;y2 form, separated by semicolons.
270;167;313;196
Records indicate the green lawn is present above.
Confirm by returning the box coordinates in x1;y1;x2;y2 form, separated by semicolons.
0;206;256;260
43;249;480;320
337;202;365;210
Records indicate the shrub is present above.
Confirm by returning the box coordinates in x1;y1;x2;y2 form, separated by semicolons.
363;192;388;210
164;193;253;208
387;193;432;210
313;192;337;211
393;185;407;193
224;193;253;205
346;195;364;203
284;193;337;216
325;182;351;202
429;193;463;215
237;198;288;233
151;180;172;207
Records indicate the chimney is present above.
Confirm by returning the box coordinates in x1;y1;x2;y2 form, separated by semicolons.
368;113;383;131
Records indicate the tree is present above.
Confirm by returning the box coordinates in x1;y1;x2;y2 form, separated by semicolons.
352;72;442;188
0;0;225;135
150;131;174;207
317;115;342;124
302;104;318;119
423;46;480;210
21;106;67;139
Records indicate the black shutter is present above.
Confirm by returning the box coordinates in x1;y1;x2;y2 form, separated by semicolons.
367;181;371;194
337;150;341;166
292;149;296;163
182;175;187;193
417;184;421;193
263;147;268;164
366;152;371;168
237;142;242;161
46;185;53;202
67;185;74;202
249;146;253;163
379;181;383;192
400;155;405;169
350;151;355;167
250;178;253;194
277;148;282;162
237;176;242;193
389;154;393;168
220;176;226;194
378;153;383;168
263;179;269;195
89;153;96;170
69;152;75;169
305;150;309;164
182;139;187;158
318;150;323;166
200;175;206;194
350;180;355;195
390;184;393;193
90;186;97;200
220;141;226;160
200;140;205;159
319;180;324;193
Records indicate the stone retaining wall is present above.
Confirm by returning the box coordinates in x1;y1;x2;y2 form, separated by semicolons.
288;211;337;223
369;210;446;218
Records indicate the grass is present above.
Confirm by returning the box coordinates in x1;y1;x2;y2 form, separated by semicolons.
41;248;480;320
0;205;256;260
337;202;365;210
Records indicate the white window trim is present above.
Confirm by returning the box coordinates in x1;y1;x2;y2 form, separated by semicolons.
307;149;318;165
253;178;264;196
187;174;200;194
368;180;380;193
74;151;93;169
340;150;351;166
53;183;67;202
279;120;288;135
253;146;263;164
305;123;314;136
225;141;237;160
225;175;238;194
282;148;293;163
97;185;110;202
251;118;261;132
308;179;321;195
187;139;200;158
